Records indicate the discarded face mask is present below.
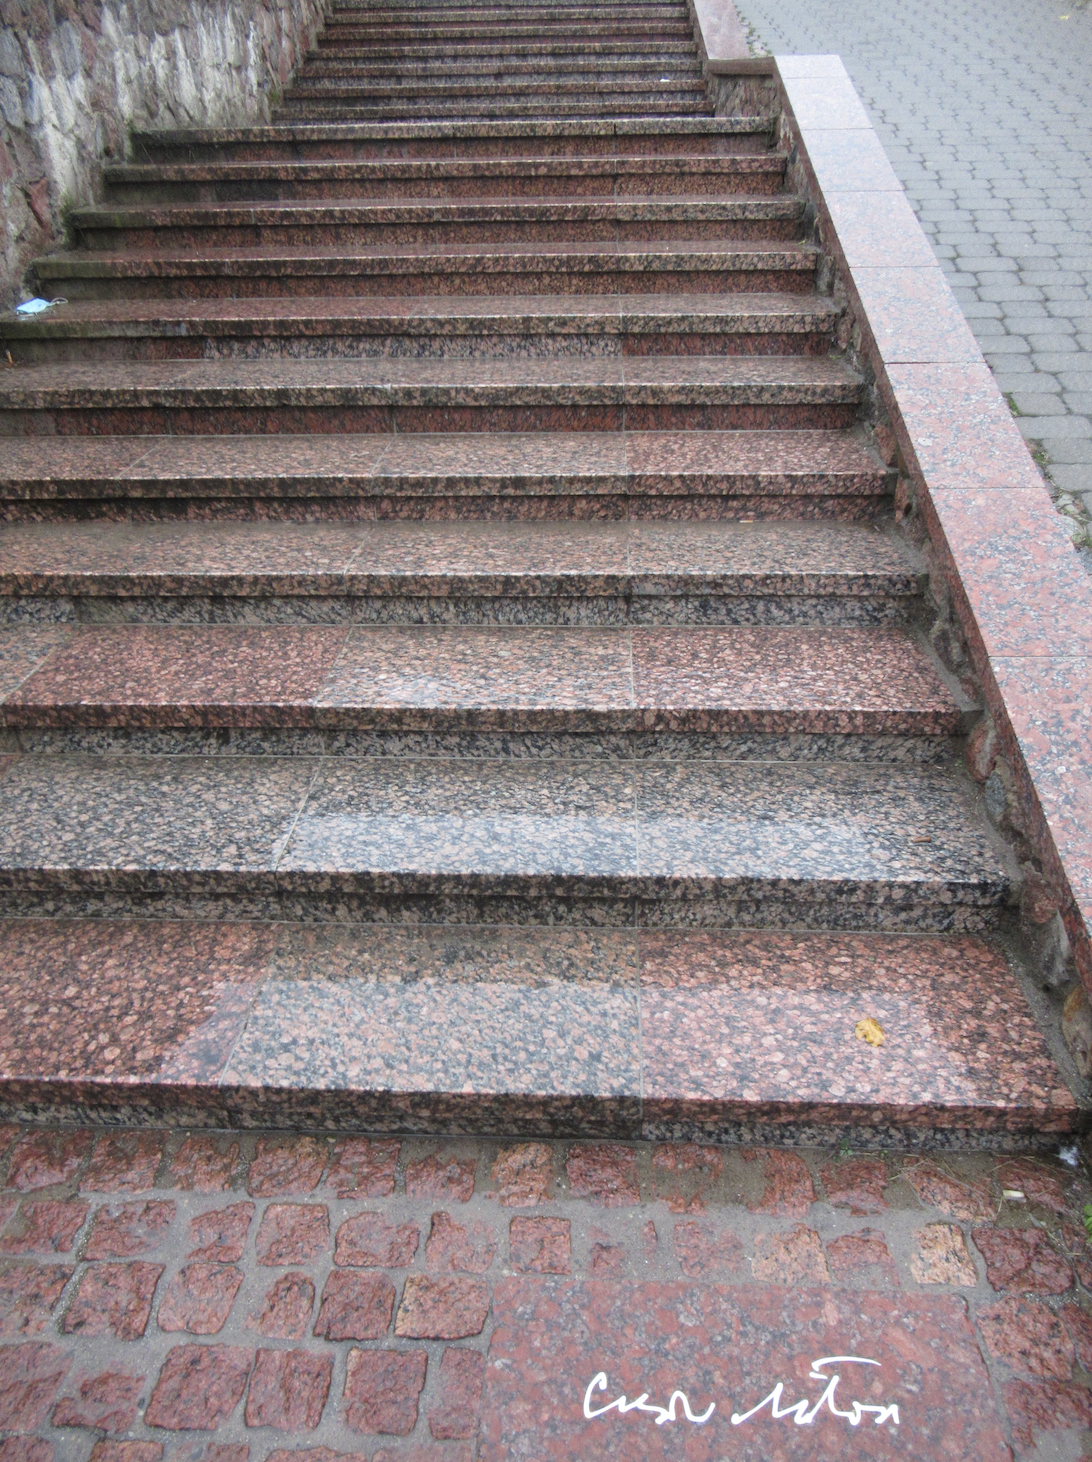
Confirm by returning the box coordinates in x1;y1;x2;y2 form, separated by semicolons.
14;297;67;315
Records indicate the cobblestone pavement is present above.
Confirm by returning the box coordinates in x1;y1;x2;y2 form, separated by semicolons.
2;1127;1092;1459
738;0;1092;561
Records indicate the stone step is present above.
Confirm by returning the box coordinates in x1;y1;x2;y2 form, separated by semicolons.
32;240;818;301
0;624;960;733
100;156;787;206
283;74;708;96
67;198;798;253
317;21;696;42
2;292;834;365
0;428;891;520
294;56;704;78
0;921;1073;1141
130;118;775;165
311;39;699;56
0;518;921;623
0;356;865;436
273;97;715;122
0;752;1012;929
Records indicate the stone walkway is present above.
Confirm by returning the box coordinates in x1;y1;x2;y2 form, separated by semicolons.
1;1128;1092;1460
738;0;1092;561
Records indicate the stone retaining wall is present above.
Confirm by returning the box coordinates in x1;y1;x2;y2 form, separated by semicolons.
0;0;326;308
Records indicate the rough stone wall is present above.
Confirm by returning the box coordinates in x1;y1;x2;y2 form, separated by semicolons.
0;0;326;307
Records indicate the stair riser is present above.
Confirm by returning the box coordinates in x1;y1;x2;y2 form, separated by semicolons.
103;171;788;204
0;882;1008;935
0;592;918;626
6;332;834;367
1;496;888;524
273;102;714;120
312;40;699;55
39;269;818;301
285;77;708;96
0;402;862;436
74;218;799;252
134;133;775;164
295;61;705;79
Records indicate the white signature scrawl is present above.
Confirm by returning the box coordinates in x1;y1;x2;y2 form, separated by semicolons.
582;1355;900;1431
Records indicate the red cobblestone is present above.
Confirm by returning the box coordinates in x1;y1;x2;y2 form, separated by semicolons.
565;1145;639;1207
266;1451;363;1462
905;1162;995;1221
89;1445;162;1462
745;1148;816;1217
187;1205;254;1263
83;1135;164;1194
508;1217;570;1275
972;1226;1073;1293
0;1344;72;1429
52;1369;145;1432
404;1154;476;1204
0;1264;72;1338
978;1297;1075;1379
185;1447;250;1462
244;1349;332;1431
911;1223;978;1286
167;1139;238;1194
344;1349;427;1436
255;1205;329;1266
144;1345;253;1431
1005;1377;1092;1450
373;1450;470;1462
324;1140;399;1199
247;1274;315;1340
429;1348;484;1441
996;1159;1069;1216
158;1264;244;1335
490;1145;552;1208
334;1212;419;1268
247;1139;327;1199
0;1201;89;1255
673;1220;743;1278
0;1439;53;1462
313;1272;394;1341
826;1229;897;1285
85;1201;175;1259
395;1276;490;1339
425;1212;496;1274
752;1225;830;1285
820;1158;888;1214
63;1262;163;1340
6;1133;92;1192
652;1144;722;1213
588;1240;625;1277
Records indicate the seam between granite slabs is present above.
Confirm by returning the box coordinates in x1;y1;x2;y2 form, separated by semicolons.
0;625;77;704
269;757;326;873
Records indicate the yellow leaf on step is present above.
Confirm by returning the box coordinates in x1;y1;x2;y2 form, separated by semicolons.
855;1017;886;1047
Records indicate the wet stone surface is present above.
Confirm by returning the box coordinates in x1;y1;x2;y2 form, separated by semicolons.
0;1128;1086;1457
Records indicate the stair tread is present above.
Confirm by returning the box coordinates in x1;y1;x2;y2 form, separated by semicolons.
0;921;1074;1136
0;429;889;495
105;158;785;183
0;518;918;592
0;354;864;405
0;624;955;735
2;292;836;338
131;117;772;143
0;752;1009;900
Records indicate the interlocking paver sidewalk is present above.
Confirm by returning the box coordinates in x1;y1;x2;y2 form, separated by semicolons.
1;1127;1091;1459
739;0;1092;563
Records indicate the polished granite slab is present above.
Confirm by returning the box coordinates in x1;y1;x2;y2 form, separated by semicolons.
0;751;1010;920
0;921;1073;1140
0;623;959;735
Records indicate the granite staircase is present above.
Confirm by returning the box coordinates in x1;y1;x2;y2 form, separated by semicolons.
0;0;1077;1146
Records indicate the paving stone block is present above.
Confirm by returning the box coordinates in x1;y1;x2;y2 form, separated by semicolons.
673;1220;743;1278
508;1217;570;1276
144;1345;253;1431
0;1201;89;1255
247;1138;327;1198
63;1261;163;1340
167;1140;239;1195
83;1135;164;1193
51;1369;145;1432
911;1223;978;1286
977;1297;1075;1379
255;1205;329;1267
334;1213;419;1269
0;1344;72;1429
564;1145;639;1207
187;1204;254;1263
404;1155;476;1204
0;1264;72;1338
972;1226;1073;1294
428;1349;484;1442
6;1132;92;1192
343;1349;426;1436
313;1272;394;1341
157;1263;244;1335
247;1273;314;1340
489;1145;551;1208
394;1276;490;1339
425;1212;496;1275
244;1349;332;1431
86;1202;175;1259
324;1139;400;1199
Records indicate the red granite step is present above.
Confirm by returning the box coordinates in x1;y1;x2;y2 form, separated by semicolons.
1;293;835;366
273;97;715;122
0;429;891;519
0;624;961;734
312;38;700;57
293;58;704;81
101;155;787;205
130;118;775;165
0;922;1074;1141
0;356;865;436
67;199;799;253
0;516;920;614
32;240;818;301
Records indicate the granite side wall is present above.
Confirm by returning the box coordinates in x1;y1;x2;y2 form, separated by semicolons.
0;0;326;309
